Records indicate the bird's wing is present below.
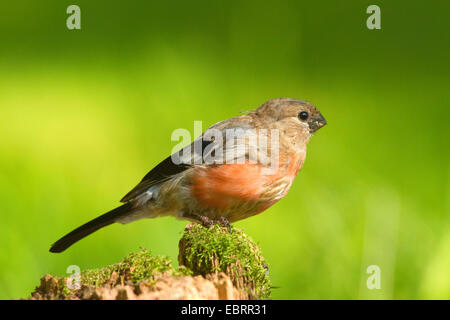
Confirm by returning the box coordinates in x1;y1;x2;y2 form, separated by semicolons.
120;139;207;202
120;116;256;203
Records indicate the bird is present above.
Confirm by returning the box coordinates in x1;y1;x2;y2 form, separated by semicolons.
50;98;327;253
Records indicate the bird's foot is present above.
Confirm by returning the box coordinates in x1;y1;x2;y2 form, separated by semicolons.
216;217;233;234
183;213;232;233
197;215;214;229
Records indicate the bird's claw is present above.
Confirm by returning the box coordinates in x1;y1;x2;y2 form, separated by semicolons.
217;217;233;234
198;215;214;229
190;214;232;233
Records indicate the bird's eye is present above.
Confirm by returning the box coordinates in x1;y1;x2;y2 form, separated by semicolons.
298;111;309;121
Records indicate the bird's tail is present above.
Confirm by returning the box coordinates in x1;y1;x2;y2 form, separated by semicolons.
49;202;135;253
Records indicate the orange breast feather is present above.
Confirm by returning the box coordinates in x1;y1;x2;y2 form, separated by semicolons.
190;151;304;210
191;163;273;209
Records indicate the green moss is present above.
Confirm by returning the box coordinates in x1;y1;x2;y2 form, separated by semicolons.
51;275;71;298
33;230;271;300
61;283;71;297
81;248;191;287
179;224;271;299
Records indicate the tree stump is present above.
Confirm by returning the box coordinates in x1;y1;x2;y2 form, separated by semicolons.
28;224;270;300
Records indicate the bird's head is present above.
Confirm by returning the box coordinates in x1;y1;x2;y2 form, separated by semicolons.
253;98;327;134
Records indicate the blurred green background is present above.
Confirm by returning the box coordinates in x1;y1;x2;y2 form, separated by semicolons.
0;0;449;299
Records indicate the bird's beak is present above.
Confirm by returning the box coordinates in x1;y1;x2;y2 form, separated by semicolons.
309;113;327;133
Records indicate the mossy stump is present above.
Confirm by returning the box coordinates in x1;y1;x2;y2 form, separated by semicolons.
29;224;270;300
178;224;270;300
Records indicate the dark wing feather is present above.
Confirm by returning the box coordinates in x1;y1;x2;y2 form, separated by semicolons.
120;139;211;202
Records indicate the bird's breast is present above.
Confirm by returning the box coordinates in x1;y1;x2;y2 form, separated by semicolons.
188;149;305;212
189;163;269;209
